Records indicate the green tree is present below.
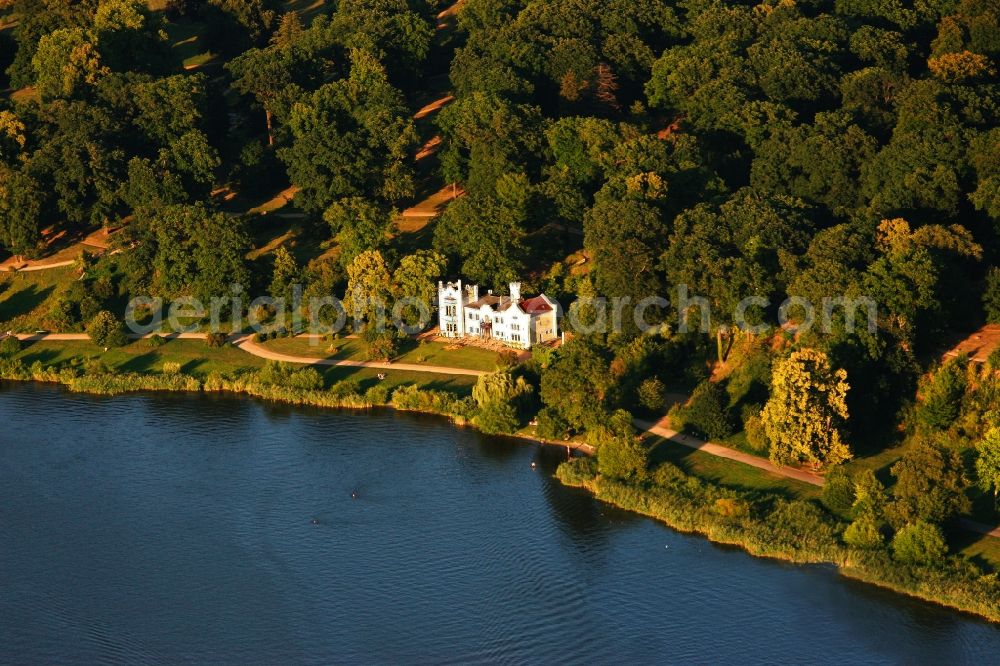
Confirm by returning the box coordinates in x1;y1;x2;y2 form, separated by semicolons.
433;177;532;289
892;521;948;566
637;377;666;413
472;370;534;435
844;514;885;550
760;348;852;468
0;165;43;258
594;411;648;482
682;380;735;441
975;426;1000;510
323;197;393;267
393;250;447;328
584;198;666;306
278;50;417;212
889;439;971;525
916;359;967;430
32;27;106;100
86;310;127;348
269;245;300;303
344;249;392;326
539;338;613;431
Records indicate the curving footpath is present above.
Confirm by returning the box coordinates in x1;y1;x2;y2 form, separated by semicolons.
635;416;1000;539
634;417;825;487
233;335;487;377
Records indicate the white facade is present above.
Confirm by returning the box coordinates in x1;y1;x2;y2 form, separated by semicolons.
437;280;558;350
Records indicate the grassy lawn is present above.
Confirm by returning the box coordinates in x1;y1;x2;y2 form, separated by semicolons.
13;338;479;396
262;336;505;371
317;365;477;396
163;18;217;70
0;266;80;332
15;339;264;377
954;529;1000;572
644;433;821;501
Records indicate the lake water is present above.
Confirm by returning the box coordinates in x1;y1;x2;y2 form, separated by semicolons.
2;382;1000;664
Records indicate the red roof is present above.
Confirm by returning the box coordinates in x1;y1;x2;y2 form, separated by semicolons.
520;296;553;314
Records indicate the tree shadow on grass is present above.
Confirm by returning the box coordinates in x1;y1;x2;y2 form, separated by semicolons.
0;284;55;323
116;351;164;374
16;347;63;366
646;435;805;501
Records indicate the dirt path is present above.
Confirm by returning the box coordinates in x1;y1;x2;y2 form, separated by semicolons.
234;335;487;377
634;415;1000;539
634;416;825;487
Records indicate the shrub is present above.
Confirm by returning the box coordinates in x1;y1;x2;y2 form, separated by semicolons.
162;362;182;375
329;379;362;400
364;384;390;405
821;467;857;517
650;462;687;487
0;335;21;358
255;361;323;390
86;311;127;348
682;380;735;441
391;385;473;418
743;412;768;452
637;377;666;412
555;456;598;486
476;402;520;435
82;358;111;375
596;435;649;482
892;521;948;566
145;334;166;348
206;332;228;348
362;329;398;361
496;349;519;368
844;514;884;550
989;347;1000;371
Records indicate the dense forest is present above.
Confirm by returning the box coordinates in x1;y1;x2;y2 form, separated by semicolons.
3;0;1000;586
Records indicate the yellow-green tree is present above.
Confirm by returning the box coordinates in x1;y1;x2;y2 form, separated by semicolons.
760;348;851;468
976;427;1000;511
343;250;392;326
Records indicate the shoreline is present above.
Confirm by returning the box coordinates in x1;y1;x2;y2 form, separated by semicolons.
0;371;594;456
556;471;1000;625
0;367;994;624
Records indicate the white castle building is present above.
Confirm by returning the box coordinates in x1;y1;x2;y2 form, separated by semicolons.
437;280;559;350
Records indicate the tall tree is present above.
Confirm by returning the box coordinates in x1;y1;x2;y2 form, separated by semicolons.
760;348;852;468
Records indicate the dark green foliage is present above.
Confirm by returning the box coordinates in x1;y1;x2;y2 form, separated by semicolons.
361;327;398;361
983;267;1000;323
637;377;666;413
821;467;856;517
205;332;228;348
681;381;735;441
0;335;21;358
596;434;648;482
889;439;972;525
539;339;613;430
535;407;569;440
916;361;967;430
86;310;127;348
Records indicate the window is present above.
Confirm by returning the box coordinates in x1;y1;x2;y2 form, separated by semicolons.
446;323;458;333
511;333;521;342
445;305;456;317
511;323;520;331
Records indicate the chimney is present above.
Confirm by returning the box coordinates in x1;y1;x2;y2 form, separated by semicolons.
509;282;521;301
